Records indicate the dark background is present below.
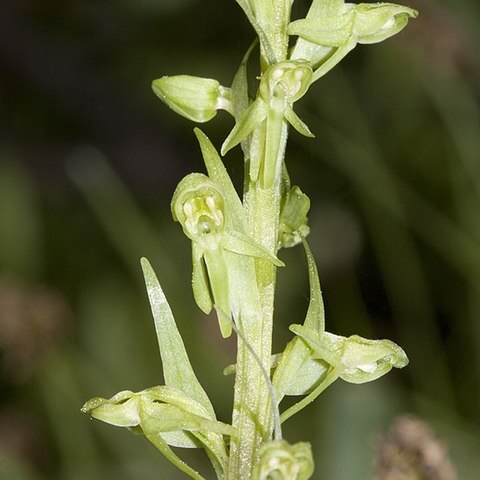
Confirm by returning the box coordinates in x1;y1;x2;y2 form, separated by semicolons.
1;0;479;478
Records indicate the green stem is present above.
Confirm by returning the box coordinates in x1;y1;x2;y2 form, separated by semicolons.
227;122;288;479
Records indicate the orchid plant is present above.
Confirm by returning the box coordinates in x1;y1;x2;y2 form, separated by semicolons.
82;1;417;479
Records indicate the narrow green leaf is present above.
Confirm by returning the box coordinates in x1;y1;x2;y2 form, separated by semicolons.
302;238;325;333
235;0;277;63
141;258;215;417
221;97;267;156
231;40;257;120
231;40;258;158
273;239;325;401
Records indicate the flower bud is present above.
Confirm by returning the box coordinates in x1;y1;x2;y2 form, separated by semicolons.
259;61;313;107
279;186;311;248
253;440;314;480
81;390;140;427
152;75;232;122
353;3;418;44
171;173;225;248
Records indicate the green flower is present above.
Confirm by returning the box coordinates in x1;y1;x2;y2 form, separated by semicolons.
291;325;409;384
172;171;283;337
222;60;314;188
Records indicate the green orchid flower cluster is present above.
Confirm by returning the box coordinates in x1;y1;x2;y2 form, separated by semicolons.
83;1;417;479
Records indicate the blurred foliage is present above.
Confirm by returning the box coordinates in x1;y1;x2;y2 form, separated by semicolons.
1;0;479;478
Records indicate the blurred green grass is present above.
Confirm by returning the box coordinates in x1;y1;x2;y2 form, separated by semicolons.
1;0;480;478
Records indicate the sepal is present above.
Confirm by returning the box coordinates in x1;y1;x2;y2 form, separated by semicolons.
284;108;315;138
221;97;268;156
152;75;232;123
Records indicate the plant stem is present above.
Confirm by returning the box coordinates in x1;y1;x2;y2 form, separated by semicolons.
227;122;288;479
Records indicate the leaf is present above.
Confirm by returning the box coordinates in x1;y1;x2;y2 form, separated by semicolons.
302;238;325;333
235;0;277;63
221;97;267;156
231;40;258;120
273;239;325;400
281;356;328;396
141;258;215;417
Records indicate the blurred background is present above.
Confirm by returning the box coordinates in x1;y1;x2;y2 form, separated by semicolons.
0;0;479;478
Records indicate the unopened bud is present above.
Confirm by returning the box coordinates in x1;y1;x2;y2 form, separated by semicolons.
353;3;418;44
152;75;232;122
